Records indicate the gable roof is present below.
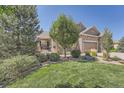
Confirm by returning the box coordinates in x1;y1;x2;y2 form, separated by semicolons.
80;26;101;36
36;31;50;40
77;22;86;31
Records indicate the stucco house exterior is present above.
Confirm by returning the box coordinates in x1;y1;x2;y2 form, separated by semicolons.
113;41;119;49
36;23;103;53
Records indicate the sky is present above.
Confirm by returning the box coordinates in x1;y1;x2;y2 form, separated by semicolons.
37;5;124;40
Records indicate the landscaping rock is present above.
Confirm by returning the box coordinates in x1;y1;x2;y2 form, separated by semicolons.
82;55;95;61
0;83;5;88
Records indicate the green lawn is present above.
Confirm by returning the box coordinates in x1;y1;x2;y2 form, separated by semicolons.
8;61;124;88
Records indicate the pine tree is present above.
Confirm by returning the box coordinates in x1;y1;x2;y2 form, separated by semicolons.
13;6;41;54
102;27;113;60
0;6;41;58
0;8;17;58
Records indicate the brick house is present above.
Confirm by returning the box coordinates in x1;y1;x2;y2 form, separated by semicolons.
36;24;103;53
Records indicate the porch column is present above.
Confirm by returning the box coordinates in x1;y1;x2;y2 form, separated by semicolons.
51;39;54;52
79;37;83;53
97;40;99;52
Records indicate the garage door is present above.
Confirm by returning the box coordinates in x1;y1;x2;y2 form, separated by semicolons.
83;42;97;51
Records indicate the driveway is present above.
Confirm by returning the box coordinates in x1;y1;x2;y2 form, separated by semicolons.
110;52;124;60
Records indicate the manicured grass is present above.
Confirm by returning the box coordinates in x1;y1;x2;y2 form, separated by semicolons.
8;61;124;88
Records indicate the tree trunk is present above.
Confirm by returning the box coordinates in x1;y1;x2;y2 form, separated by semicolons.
64;48;66;58
106;50;110;61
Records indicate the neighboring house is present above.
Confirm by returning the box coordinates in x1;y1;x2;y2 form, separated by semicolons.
113;41;119;49
36;23;103;53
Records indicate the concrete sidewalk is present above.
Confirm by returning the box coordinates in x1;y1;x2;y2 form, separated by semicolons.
110;52;124;60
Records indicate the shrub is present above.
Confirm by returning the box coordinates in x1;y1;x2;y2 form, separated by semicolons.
0;55;39;86
36;53;48;63
110;48;118;52
49;53;60;62
90;49;97;56
71;50;81;58
85;51;91;56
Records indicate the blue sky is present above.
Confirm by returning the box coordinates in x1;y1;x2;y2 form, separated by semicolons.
37;5;124;40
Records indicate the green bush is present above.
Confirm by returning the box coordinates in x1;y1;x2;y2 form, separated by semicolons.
110;48;118;52
71;50;81;58
36;53;48;63
85;51;91;56
49;53;60;62
90;50;97;56
0;55;39;85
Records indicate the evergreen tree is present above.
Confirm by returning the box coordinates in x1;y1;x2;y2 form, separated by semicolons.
13;6;41;54
0;6;15;14
0;8;17;58
0;6;41;58
102;27;113;60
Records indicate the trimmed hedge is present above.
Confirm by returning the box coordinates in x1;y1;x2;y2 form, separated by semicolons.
36;53;48;63
71;50;81;58
0;55;39;86
49;53;60;62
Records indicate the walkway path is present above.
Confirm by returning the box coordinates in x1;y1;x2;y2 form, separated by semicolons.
96;56;122;65
110;52;124;60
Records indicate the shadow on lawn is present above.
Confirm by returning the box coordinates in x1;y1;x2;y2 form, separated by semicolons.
55;81;103;88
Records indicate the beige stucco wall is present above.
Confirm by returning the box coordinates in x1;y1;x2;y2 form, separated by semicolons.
37;34;102;53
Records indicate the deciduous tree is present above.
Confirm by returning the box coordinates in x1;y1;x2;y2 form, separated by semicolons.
50;14;80;57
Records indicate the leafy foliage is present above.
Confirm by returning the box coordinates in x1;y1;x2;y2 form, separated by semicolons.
85;51;91;56
0;55;39;85
36;53;48;63
49;53;60;62
71;50;81;58
50;14;80;57
90;49;97;56
110;48;118;52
